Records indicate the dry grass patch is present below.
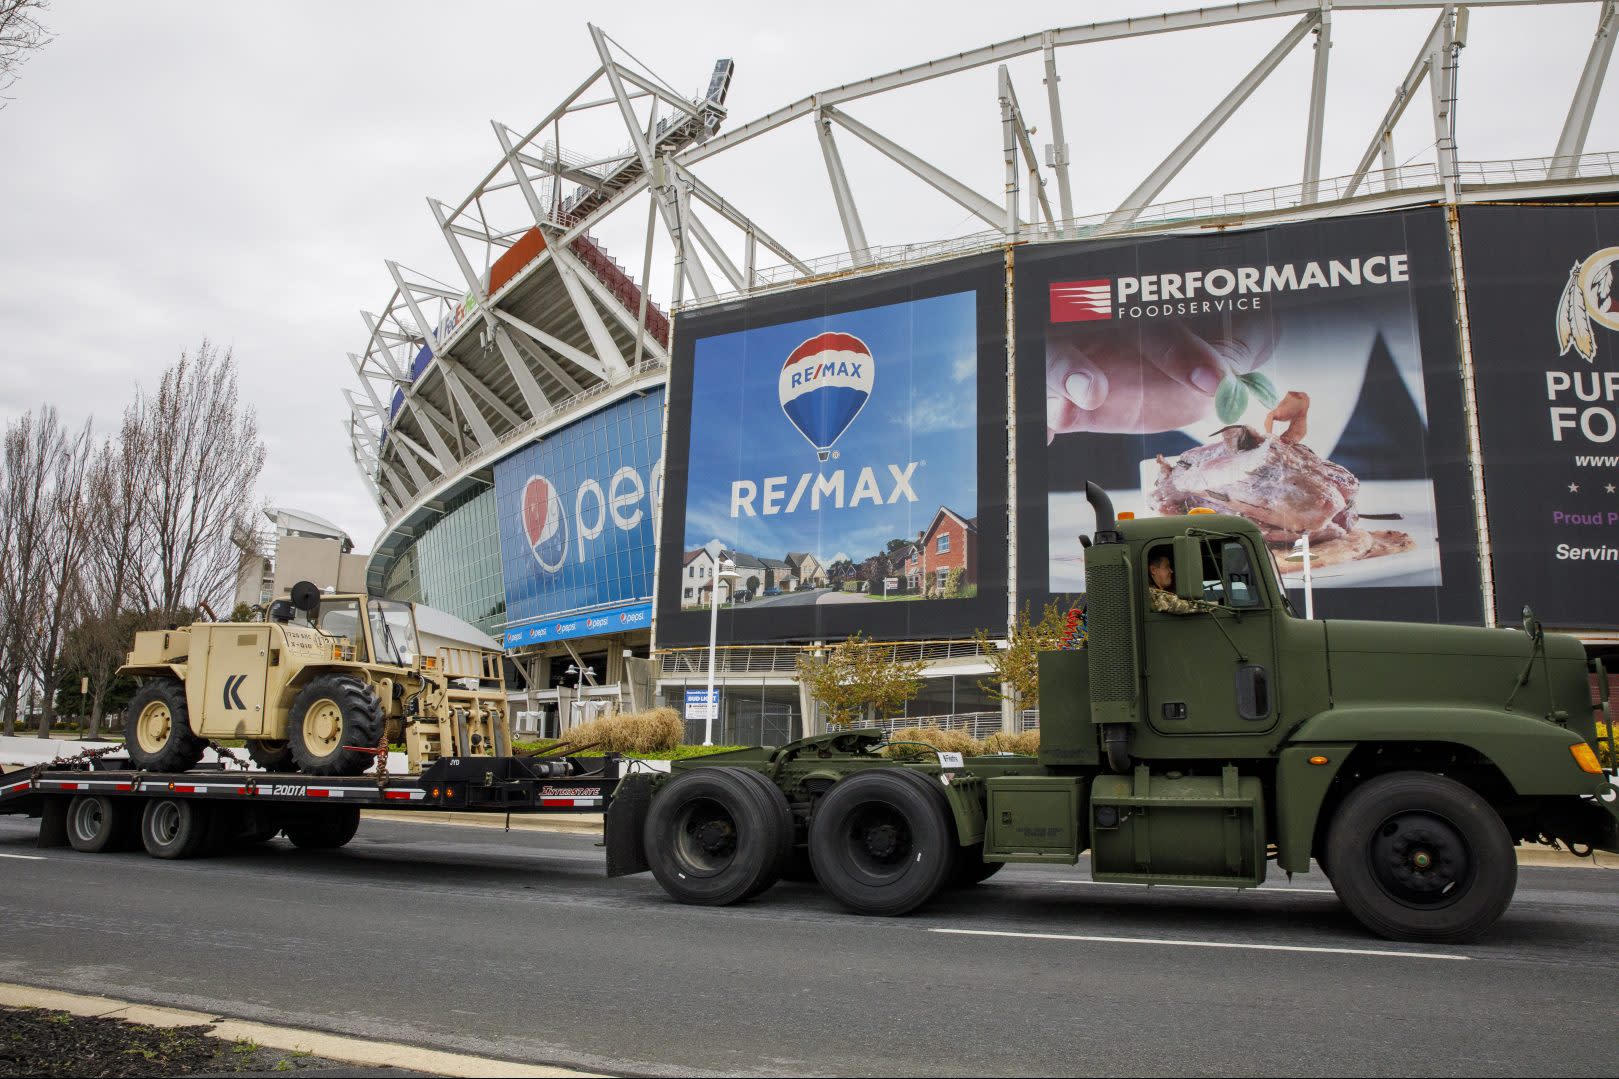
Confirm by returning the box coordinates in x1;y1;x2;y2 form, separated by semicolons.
563;707;685;754
982;730;1041;755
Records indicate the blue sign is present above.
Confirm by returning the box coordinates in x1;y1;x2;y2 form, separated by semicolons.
500;601;653;648
495;390;663;649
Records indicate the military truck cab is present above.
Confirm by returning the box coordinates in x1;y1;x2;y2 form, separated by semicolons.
612;485;1619;943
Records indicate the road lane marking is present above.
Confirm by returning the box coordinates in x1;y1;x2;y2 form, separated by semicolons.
0;853;44;861
929;927;1468;961
1055;879;1335;895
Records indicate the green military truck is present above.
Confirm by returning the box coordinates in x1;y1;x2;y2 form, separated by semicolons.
609;485;1619;943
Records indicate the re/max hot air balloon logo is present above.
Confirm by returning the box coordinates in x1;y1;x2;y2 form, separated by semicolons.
779;332;874;461
729;330;920;518
522;476;568;573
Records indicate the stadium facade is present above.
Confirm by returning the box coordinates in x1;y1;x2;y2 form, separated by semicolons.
348;8;1619;744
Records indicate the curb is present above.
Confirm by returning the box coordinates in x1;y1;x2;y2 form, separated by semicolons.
1515;845;1618;869
0;982;606;1078
361;809;604;835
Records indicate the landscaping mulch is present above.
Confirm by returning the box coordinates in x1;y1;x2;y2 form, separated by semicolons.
0;1005;417;1077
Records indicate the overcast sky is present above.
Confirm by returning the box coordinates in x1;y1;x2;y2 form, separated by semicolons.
1;1;1611;552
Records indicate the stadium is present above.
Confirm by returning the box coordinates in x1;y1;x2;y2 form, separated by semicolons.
346;3;1619;744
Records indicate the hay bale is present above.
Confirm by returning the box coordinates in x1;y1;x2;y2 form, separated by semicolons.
563;707;684;754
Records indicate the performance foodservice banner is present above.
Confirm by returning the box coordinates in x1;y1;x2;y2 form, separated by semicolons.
494;390;664;649
657;255;1007;646
1461;204;1619;629
1014;207;1482;624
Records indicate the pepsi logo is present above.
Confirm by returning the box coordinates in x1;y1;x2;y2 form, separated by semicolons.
778;332;874;462
523;476;569;574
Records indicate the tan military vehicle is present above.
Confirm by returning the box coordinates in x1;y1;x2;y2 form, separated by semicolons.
119;582;510;776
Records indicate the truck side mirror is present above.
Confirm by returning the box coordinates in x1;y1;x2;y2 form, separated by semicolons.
1173;535;1204;601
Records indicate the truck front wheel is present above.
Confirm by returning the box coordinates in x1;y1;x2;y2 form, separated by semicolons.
1326;771;1516;943
643;768;789;905
287;677;383;777
809;770;956;916
125;679;205;773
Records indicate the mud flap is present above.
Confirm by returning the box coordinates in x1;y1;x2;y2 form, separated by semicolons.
605;773;654;877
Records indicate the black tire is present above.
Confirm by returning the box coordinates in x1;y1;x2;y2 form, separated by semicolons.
282;807;361;850
286;676;383;777
139;798;211;859
643;768;786;905
237;806;283;845
66;795;136;853
809;769;957;916
1326;771;1517;943
245;739;295;772
730;768;794;898
949;843;1005;887
125;679;205;773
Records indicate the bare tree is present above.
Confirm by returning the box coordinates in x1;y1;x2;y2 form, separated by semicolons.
32;416;93;736
144;341;266;618
0;408;59;735
0;0;52;107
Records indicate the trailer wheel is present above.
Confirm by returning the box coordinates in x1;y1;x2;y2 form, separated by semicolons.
66;795;136;853
140;798;211;859
809;769;956;916
282;806;361;850
643;768;786;905
246;739;295;772
1326;771;1516;943
949;843;1005;887
125;679;205;773
287;676;383;777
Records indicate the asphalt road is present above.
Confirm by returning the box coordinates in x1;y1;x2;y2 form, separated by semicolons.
2;814;1617;1077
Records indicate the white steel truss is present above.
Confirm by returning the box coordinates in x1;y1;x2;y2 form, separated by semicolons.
348;2;1618;529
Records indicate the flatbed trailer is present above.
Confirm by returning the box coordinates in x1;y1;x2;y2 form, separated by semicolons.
0;752;623;857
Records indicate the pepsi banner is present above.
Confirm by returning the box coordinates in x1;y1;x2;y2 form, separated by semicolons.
1460;204;1619;629
1014;208;1482;625
657;256;1008;646
494;390;663;648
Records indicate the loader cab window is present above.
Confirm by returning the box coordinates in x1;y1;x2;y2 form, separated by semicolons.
315;598;369;662
368;600;419;668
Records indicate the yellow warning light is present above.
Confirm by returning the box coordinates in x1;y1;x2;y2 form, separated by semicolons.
1308;755;1330;766
1117;511;1136;521
1572;743;1603;774
1188;507;1216;515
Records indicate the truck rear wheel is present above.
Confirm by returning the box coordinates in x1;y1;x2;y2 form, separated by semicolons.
1326;772;1517;943
140;798;211;859
66;795;136;853
809;769;956;916
287;676;383;777
731;767;794;898
949;843;1005;887
246;739;294;772
282;806;361;849
125;679;205;773
643;768;788;905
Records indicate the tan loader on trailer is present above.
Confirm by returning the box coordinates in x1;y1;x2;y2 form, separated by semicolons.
119;582;511;777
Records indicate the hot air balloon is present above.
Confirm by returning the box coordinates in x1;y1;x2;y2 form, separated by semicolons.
778;332;875;461
522;475;569;573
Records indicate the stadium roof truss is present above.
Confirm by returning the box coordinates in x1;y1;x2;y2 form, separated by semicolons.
350;0;1617;528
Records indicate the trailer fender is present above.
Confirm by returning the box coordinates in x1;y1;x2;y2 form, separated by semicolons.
1289;706;1605;797
605;773;655;877
1274;744;1352;874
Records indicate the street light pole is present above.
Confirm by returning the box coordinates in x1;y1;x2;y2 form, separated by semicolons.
704;558;738;746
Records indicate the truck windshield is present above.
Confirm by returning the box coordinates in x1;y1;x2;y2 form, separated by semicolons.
368;600;419;667
316;599;369;662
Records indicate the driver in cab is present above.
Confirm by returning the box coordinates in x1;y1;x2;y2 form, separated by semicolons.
1148;551;1217;615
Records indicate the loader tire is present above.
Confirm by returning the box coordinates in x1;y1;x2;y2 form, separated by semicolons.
1326;771;1516;944
66;795;137;853
282;806;361;850
287;676;383;777
809;768;956;916
643;768;787;906
245;739;295;772
139;798;211;859
125;678;205;773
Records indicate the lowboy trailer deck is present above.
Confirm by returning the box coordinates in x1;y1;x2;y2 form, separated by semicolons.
0;753;623;857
